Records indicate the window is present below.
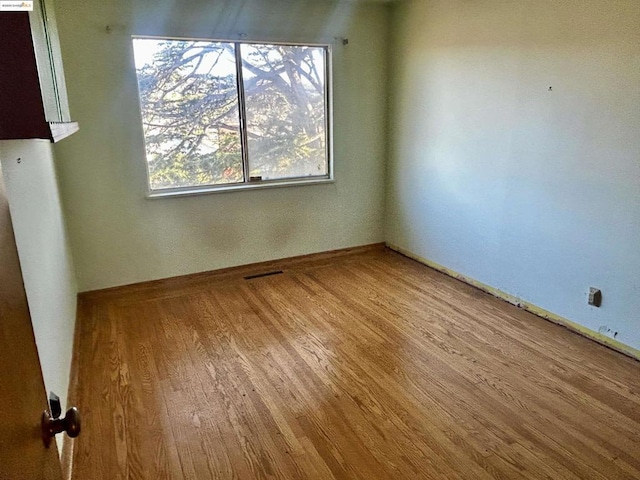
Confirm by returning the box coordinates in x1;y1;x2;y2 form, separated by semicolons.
132;37;332;195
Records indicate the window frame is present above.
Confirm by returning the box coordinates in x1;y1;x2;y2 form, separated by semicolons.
131;35;335;198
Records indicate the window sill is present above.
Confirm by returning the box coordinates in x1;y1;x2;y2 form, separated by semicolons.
146;177;335;199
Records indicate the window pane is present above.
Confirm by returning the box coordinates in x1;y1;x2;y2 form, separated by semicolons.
241;44;328;180
133;39;243;190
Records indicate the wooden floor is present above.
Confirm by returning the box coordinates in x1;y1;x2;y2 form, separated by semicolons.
70;247;640;479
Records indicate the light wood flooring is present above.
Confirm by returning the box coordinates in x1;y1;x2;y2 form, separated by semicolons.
70;246;640;479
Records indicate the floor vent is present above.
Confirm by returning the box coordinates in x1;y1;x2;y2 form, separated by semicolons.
244;270;284;280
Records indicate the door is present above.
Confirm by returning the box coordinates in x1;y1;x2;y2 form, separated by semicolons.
0;160;63;480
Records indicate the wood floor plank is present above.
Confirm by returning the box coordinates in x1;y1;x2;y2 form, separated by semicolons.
71;248;640;479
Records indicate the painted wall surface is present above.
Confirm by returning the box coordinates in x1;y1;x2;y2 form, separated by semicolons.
53;0;389;292
0;140;78;415
387;0;640;350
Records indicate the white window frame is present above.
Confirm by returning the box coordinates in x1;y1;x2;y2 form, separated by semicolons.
132;36;334;198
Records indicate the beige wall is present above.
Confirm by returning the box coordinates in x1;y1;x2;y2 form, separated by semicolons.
0;140;78;417
53;0;389;292
387;0;640;350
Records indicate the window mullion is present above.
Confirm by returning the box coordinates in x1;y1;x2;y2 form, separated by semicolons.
234;42;250;183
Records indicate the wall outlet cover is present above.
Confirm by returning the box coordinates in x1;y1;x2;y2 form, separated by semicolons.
588;287;602;307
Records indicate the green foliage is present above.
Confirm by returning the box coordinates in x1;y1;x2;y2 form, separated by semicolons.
134;40;327;189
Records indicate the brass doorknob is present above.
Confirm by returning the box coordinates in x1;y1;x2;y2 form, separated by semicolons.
41;406;81;448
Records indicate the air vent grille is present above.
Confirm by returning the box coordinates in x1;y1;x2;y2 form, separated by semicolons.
243;270;284;280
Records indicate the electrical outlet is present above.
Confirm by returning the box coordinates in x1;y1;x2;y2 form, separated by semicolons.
588;287;602;307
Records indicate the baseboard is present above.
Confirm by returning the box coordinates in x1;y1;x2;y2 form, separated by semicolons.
386;243;640;362
80;243;386;302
